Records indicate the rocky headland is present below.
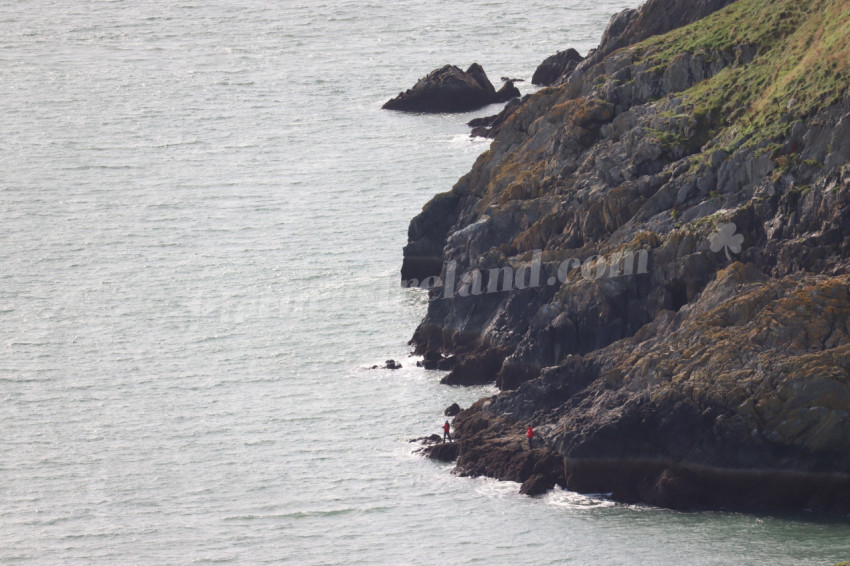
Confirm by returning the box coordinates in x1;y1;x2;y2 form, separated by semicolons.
404;0;850;512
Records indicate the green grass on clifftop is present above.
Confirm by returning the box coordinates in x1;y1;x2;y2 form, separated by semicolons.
635;0;850;149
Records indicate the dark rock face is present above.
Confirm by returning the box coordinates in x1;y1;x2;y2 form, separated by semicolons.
401;0;850;510
440;347;508;386
531;48;584;86
520;474;555;496
383;64;519;114
401;190;461;282
424;441;459;462
417;350;458;371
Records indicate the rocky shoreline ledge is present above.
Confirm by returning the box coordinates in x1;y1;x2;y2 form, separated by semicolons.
401;0;850;512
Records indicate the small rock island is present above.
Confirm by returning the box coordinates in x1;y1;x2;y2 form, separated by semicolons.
383;63;520;113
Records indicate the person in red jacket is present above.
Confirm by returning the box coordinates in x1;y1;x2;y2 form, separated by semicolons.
526;426;534;450
443;420;452;443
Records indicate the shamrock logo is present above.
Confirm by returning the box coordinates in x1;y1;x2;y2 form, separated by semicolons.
709;222;744;261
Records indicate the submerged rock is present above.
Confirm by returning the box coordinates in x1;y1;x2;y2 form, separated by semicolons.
383;63;519;113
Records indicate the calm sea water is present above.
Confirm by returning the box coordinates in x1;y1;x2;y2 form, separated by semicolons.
1;1;849;564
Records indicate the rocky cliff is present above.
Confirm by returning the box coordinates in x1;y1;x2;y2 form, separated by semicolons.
404;0;850;512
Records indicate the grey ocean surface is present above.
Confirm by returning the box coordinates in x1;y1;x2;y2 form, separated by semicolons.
1;1;848;564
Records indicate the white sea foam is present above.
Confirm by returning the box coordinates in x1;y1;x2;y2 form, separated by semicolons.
545;488;619;510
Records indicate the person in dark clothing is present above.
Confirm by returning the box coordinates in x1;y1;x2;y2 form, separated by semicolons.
443;420;452;443
526;426;534;449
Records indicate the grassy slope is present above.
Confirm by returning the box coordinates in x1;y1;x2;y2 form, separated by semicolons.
634;0;850;151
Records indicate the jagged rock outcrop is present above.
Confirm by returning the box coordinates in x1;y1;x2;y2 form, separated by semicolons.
404;0;850;510
383;63;520;113
468;96;528;139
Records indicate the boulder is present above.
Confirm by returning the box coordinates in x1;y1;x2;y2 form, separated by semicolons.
383;64;519;113
444;403;462;416
531;48;584;86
